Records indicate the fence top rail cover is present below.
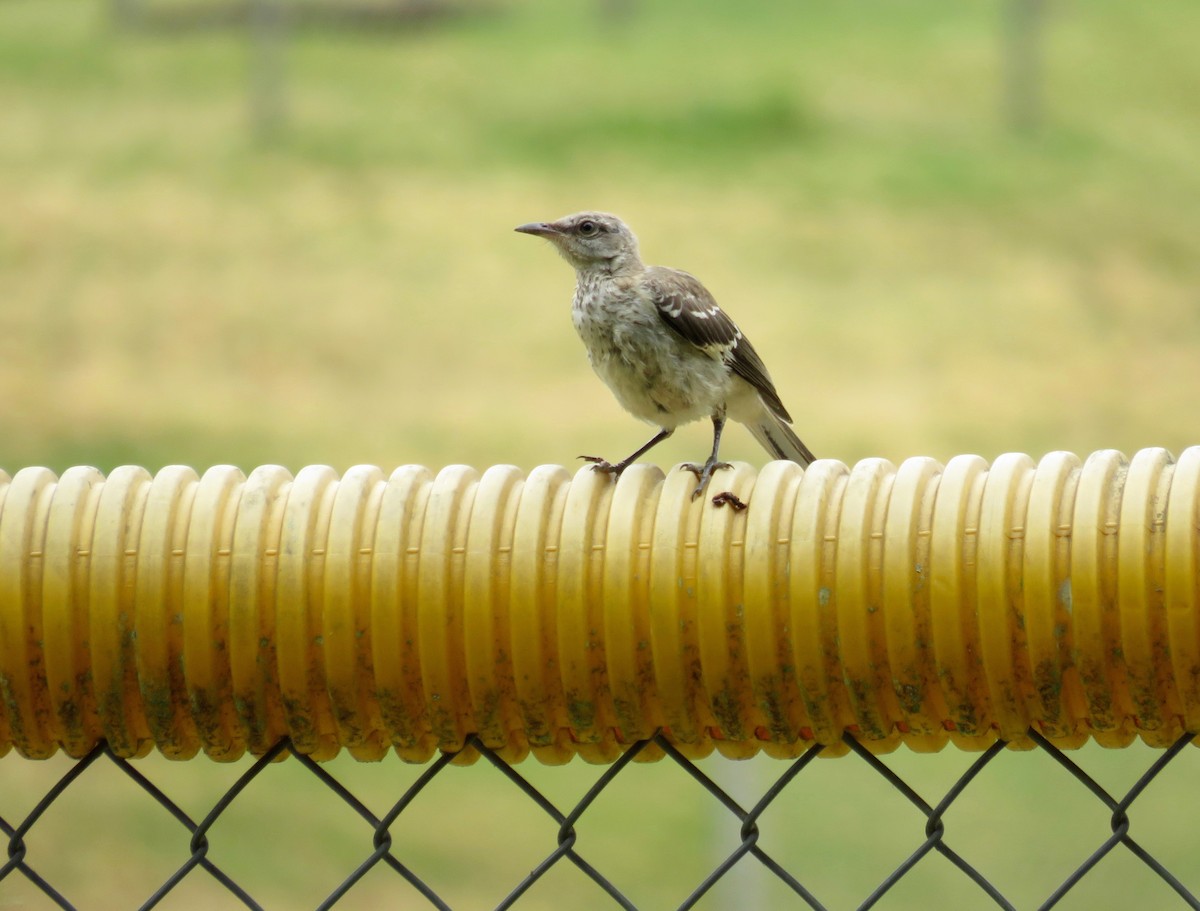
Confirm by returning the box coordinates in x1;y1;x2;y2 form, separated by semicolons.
1;447;1197;763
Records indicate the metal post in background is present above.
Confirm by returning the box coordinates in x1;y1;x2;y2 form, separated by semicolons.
109;0;143;28
1003;0;1046;132
249;0;287;140
705;757;768;911
598;0;636;26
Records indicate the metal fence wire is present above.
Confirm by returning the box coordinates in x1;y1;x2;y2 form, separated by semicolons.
3;727;1199;911
5;451;1200;908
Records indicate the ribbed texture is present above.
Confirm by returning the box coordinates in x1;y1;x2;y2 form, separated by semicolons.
0;449;1196;764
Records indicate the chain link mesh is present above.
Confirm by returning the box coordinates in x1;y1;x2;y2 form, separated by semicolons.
3;729;1198;910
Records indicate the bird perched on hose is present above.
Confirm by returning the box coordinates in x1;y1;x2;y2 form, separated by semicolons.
515;211;815;507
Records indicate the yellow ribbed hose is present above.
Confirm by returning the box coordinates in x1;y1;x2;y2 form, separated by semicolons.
0;449;1197;764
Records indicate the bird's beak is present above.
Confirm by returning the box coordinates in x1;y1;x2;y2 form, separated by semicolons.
514;221;560;237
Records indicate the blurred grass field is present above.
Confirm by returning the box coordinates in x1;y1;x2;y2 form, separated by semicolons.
3;0;1200;908
4;0;1198;474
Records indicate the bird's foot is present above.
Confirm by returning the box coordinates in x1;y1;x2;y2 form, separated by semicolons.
579;455;626;476
711;491;747;511
679;459;733;500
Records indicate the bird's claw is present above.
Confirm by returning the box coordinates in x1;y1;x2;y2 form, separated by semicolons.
679;460;733;481
711;491;748;511
679;460;734;500
579;455;625;476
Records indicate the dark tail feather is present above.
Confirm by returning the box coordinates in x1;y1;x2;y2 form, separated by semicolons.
745;411;816;467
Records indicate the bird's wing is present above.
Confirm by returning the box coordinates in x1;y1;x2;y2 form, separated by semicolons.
644;266;792;422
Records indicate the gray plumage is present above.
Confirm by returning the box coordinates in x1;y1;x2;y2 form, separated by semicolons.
515;211;815;503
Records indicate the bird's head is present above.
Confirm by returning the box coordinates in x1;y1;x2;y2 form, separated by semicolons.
514;212;642;274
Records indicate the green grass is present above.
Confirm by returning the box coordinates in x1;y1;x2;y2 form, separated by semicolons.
2;0;1200;907
3;0;1198;478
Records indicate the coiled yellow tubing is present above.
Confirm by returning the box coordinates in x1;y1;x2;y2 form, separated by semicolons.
1;448;1197;765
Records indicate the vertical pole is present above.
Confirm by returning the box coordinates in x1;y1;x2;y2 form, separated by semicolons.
110;0;142;28
249;0;287;140
598;0;635;26
706;757;768;909
1003;0;1045;133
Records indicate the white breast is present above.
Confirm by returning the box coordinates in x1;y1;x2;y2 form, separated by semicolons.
572;274;732;428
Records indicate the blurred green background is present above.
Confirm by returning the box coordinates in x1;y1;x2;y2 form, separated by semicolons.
2;0;1199;908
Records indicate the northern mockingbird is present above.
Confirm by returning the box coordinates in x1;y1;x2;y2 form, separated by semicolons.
516;211;815;507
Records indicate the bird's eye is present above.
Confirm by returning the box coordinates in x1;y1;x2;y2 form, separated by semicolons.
577;220;598;236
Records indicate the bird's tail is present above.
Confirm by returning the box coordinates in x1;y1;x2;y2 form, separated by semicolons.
745;410;817;467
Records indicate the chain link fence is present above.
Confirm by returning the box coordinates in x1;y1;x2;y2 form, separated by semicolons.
4;728;1199;910
6;452;1200;907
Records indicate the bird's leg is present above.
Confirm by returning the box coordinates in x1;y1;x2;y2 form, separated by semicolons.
580;427;674;476
680;414;734;500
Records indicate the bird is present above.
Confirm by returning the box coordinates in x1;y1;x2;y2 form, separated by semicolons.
515;211;815;507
